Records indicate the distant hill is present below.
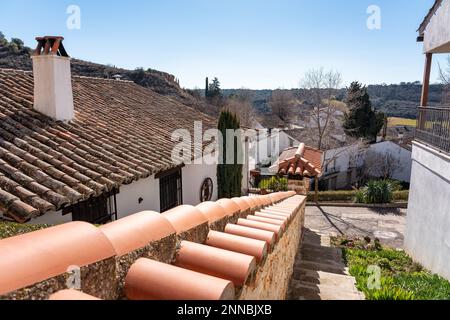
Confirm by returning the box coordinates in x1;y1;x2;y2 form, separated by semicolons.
0;33;217;116
223;83;445;119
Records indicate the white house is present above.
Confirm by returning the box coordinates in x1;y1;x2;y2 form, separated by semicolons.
0;36;220;225
406;0;450;281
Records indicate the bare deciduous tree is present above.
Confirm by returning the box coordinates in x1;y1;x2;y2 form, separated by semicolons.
360;149;401;181
301;68;342;150
224;89;255;128
438;55;450;104
269;89;294;126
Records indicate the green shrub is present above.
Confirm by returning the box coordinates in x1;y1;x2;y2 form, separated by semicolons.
354;190;366;204
393;190;409;201
363;180;393;204
335;237;450;300
259;176;288;192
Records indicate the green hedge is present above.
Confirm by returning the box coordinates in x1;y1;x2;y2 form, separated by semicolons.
393;190;409;201
307;190;409;202
307;190;357;202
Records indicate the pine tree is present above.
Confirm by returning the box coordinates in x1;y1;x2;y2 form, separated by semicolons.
217;110;243;198
343;82;385;141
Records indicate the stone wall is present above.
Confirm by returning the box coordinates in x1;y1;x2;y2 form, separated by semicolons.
238;199;305;300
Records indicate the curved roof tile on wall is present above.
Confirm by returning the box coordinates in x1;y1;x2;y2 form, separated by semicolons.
216;198;241;217
99;211;176;256
0;192;304;300
195;201;228;224
125;258;236;300
0;69;217;222
0;221;116;295
162;205;208;234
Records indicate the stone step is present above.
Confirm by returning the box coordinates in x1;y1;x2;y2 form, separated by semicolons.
295;260;348;275
301;246;343;264
296;270;358;292
293;282;364;300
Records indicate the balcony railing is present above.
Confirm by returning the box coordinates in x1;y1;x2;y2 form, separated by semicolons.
416;106;450;154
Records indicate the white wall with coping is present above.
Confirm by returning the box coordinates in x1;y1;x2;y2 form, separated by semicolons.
405;141;450;280
182;163;218;205
423;0;450;53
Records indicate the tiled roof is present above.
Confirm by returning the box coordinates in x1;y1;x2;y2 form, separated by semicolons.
270;144;323;177
0;68;216;222
0;191;304;300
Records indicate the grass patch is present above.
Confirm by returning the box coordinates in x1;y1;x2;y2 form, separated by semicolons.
388;117;417;127
332;236;450;300
0;221;51;240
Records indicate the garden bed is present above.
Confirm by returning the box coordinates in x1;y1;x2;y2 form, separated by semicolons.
332;236;450;300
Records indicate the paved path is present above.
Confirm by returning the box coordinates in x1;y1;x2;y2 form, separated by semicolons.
288;229;364;300
305;205;406;249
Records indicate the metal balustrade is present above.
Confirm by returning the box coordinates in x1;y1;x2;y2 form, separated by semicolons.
416;106;450;154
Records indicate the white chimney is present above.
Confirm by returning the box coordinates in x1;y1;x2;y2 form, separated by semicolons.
31;36;74;122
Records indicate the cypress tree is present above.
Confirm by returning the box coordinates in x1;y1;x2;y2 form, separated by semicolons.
217;110;243;198
343;82;385;141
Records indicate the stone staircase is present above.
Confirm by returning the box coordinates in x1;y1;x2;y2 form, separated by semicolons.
288;229;365;300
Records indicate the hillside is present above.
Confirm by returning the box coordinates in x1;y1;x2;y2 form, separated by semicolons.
223;82;446;119
0;33;217;116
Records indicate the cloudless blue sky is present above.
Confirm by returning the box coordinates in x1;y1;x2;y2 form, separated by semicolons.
0;0;446;89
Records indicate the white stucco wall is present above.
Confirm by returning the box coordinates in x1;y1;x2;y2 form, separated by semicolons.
116;175;160;218
368;141;412;182
182;163;218;205
29;210;72;225
405;142;450;280
26;162;218;225
423;0;450;53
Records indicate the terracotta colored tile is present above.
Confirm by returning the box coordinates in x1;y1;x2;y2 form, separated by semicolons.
99;211;176;256
162;205;208;234
0;222;116;296
224;224;275;245
206;231;267;262
196;201;228;224
175;241;256;286
255;212;289;222
48;289;101;300
246;215;286;230
125;258;235;300
216;199;241;217
237;219;282;238
231;197;250;212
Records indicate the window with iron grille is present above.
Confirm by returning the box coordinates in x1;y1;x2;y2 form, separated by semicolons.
62;188;118;224
158;167;183;212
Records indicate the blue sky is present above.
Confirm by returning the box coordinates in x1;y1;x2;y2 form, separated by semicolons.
0;0;447;89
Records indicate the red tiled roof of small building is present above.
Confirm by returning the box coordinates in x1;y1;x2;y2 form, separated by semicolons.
0;68;216;222
270;143;323;177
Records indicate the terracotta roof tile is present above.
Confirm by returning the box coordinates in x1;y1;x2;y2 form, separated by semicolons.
0;221;116;295
0;69;216;222
125;258;235;300
174;241;256;286
49;289;101;300
270;144;323;177
99;211;176;256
